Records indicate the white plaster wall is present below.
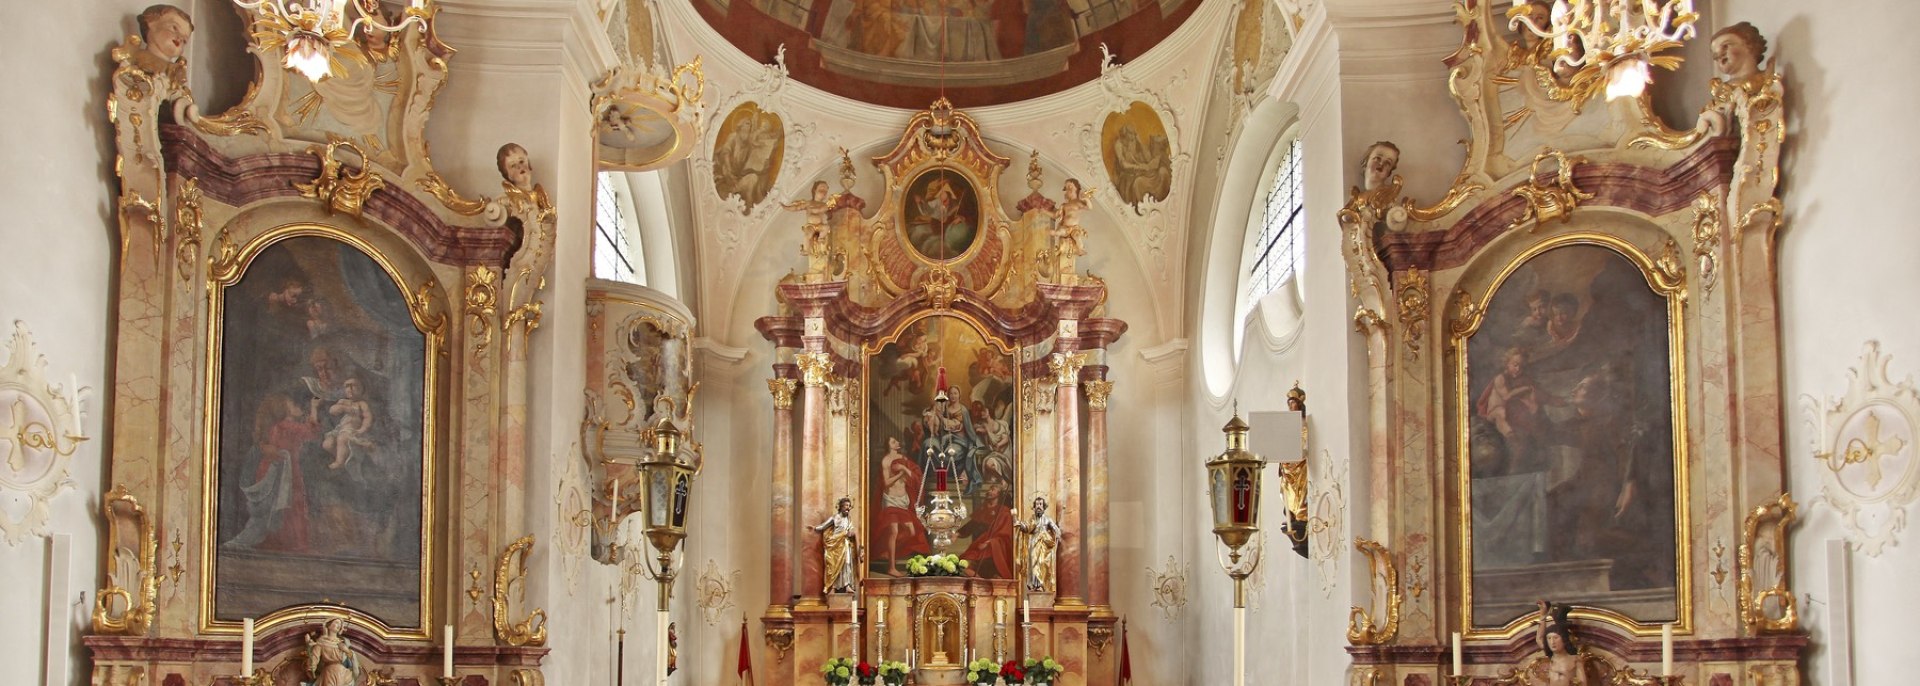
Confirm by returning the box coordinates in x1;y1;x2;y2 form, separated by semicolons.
1736;1;1920;684
0;2;167;684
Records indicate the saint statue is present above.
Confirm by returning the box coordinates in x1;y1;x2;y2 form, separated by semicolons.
305;618;360;686
1532;600;1588;686
813;497;861;594
1013;496;1062;593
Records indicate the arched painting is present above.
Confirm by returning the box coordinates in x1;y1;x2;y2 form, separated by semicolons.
900;168;980;262
865;315;1018;578
209;234;431;629
1100;101;1173;208
711;102;786;207
1459;240;1687;631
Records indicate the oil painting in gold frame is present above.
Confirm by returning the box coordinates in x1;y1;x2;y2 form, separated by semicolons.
199;226;440;638
1454;233;1691;638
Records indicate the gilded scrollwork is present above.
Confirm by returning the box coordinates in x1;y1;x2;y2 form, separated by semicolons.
767;378;798;410
1048;351;1086;387
1689;192;1723;298
174;178;205;280
294;137;387;219
465;267;500;356
796;352;832;388
493;534;550;647
1083;379;1113;410
1737;493;1797;634
1394;270;1430;359
1346;537;1401;646
1507;149;1592;232
764;626;794;661
92;484;157;635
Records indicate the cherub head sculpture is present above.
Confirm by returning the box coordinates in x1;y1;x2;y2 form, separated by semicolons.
1360;141;1401;192
137;4;194;64
497;143;535;192
1710;22;1767;83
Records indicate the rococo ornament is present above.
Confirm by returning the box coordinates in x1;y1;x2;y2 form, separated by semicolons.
1346;538;1401;646
0;321;87;545
1737;493;1797;634
492;534;549;646
1800;341;1920;556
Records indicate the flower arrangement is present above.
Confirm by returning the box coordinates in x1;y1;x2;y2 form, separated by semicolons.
878;660;910;686
1022;657;1063;684
855;660;878;685
903;553;968;577
819;657;858;686
998;659;1027;684
966;658;999;684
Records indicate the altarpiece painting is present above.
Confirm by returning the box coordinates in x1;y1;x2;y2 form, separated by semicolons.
1458;238;1687;629
864;315;1019;578
209;233;432;629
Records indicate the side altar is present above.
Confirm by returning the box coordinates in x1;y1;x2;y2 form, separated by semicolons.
756;100;1126;686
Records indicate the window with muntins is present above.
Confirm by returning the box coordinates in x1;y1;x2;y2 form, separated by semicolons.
593;171;641;284
1248;138;1303;302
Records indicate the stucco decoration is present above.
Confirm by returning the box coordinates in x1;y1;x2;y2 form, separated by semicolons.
1054;45;1194;288
1801;341;1920;556
0;320;88;545
1146;555;1189;622
556;440;589;595
695;558;741;626
1310;449;1346;599
690;46;825;273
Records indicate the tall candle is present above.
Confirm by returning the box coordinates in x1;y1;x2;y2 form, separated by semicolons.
1451;632;1462;675
852;588;860;625
612;479;622;520
443;623;455;677
1661;623;1673;676
1023;594;1031;625
242;618;254;675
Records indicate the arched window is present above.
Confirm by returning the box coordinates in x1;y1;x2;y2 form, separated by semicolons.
1247;138;1303;303
593;171;645;284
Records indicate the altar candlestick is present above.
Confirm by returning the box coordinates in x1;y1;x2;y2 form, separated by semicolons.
1451;632;1462;675
242;618;254;675
443;624;454;677
1023;594;1031;626
1661;624;1673;676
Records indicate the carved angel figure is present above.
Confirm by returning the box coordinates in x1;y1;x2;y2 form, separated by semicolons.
782;180;836;276
1049;179;1092;281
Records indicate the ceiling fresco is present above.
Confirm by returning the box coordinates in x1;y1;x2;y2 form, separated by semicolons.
694;0;1199;108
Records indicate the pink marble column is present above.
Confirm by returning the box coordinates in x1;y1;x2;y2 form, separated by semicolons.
768;372;799;614
1052;351;1085;606
1084;373;1112;611
799;350;832;605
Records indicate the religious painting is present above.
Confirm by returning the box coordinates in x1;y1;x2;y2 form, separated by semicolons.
900;168;980;262
865;315;1018;578
208;234;431;630
711;102;786;208
1100;102;1173;208
1458;239;1687;631
820;0;1074;63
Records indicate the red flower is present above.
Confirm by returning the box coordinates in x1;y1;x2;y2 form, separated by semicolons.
858;662;876;677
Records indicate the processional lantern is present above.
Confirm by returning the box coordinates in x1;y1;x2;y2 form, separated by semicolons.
917;366;970;549
1206;414;1264;566
637;418;697;607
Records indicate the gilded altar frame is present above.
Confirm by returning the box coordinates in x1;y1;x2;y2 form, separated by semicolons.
197;223;446;640
1450;232;1693;639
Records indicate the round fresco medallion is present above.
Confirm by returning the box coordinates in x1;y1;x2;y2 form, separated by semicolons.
1100;101;1174;208
900;168;980;262
711;102;786;207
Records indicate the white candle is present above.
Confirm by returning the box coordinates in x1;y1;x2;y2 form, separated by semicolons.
612;479;622;520
1023;595;1031;625
852;588;860;625
444;624;455;677
1661;623;1674;676
242;618;254;675
1451;632;1462;675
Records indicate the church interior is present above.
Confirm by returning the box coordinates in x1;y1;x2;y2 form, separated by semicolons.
3;0;1916;684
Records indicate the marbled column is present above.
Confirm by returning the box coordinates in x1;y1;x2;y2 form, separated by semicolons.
798;349;832;605
1083;375;1113;612
768;373;799;614
1051;350;1085;606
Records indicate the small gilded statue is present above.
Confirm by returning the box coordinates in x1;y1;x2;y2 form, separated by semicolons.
305;618;362;686
1013;496;1062;593
1048;179;1092;283
813;497;861;594
782;180;837;279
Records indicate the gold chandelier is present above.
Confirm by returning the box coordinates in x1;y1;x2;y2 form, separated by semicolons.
1507;0;1699;100
237;0;433;82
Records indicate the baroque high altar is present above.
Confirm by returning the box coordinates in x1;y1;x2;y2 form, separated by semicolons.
752;99;1127;686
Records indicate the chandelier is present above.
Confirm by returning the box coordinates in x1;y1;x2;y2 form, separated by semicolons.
236;0;433;82
1507;0;1699;100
